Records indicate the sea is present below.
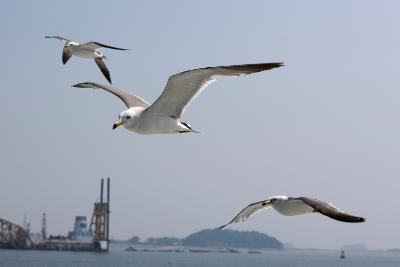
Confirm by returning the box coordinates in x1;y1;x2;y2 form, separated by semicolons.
1;244;399;267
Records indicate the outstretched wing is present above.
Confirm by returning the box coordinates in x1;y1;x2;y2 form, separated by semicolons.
80;41;129;51
94;58;112;84
45;35;71;42
217;200;271;229
62;46;72;64
72;82;150;109
299;197;366;223
145;63;284;118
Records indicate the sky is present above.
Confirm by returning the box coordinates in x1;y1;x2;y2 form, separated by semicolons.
0;0;399;250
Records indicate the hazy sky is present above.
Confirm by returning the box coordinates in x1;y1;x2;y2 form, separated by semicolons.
1;0;399;250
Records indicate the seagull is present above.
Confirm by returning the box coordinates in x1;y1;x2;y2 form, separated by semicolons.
218;195;365;229
45;35;128;84
72;62;283;135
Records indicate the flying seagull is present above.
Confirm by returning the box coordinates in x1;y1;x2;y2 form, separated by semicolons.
218;195;365;229
45;35;128;84
72;62;283;135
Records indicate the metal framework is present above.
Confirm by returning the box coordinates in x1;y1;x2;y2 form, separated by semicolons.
41;213;47;240
0;178;110;252
89;178;110;251
0;218;31;249
89;202;108;241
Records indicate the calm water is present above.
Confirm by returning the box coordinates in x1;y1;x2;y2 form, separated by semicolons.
1;244;400;267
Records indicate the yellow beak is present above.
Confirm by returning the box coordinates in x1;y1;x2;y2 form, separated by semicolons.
262;200;271;206
113;119;123;130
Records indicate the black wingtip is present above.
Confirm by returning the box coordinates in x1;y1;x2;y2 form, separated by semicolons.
358;217;366;223
71;83;84;88
345;216;366;223
267;62;285;70
269;62;285;68
71;82;97;88
260;62;285;67
94;58;112;84
222;62;285;73
93;42;130;51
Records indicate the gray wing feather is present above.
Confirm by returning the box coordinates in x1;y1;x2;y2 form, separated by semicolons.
80;42;129;51
74;82;150;108
146;63;284;118
218;200;271;229
45;35;71;42
94;58;112;84
93;42;129;50
299;197;366;223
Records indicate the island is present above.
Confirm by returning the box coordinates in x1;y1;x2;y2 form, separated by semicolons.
117;228;283;250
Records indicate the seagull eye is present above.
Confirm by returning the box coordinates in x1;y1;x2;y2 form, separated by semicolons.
126;115;131;119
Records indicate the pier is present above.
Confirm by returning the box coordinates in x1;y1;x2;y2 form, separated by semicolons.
0;178;110;252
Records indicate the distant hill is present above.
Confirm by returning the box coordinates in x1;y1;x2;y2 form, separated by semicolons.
387;248;400;253
182;229;283;249
341;243;368;252
122;229;283;249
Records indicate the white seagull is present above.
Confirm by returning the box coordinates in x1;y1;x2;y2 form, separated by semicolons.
72;62;283;135
218;195;365;229
45;35;129;84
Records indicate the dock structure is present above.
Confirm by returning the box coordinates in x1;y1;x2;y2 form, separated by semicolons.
41;213;47;240
0;218;31;249
89;177;110;251
0;178;110;252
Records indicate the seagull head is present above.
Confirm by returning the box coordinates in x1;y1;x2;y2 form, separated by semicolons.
113;108;137;130
65;41;78;47
270;196;289;201
263;196;289;206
